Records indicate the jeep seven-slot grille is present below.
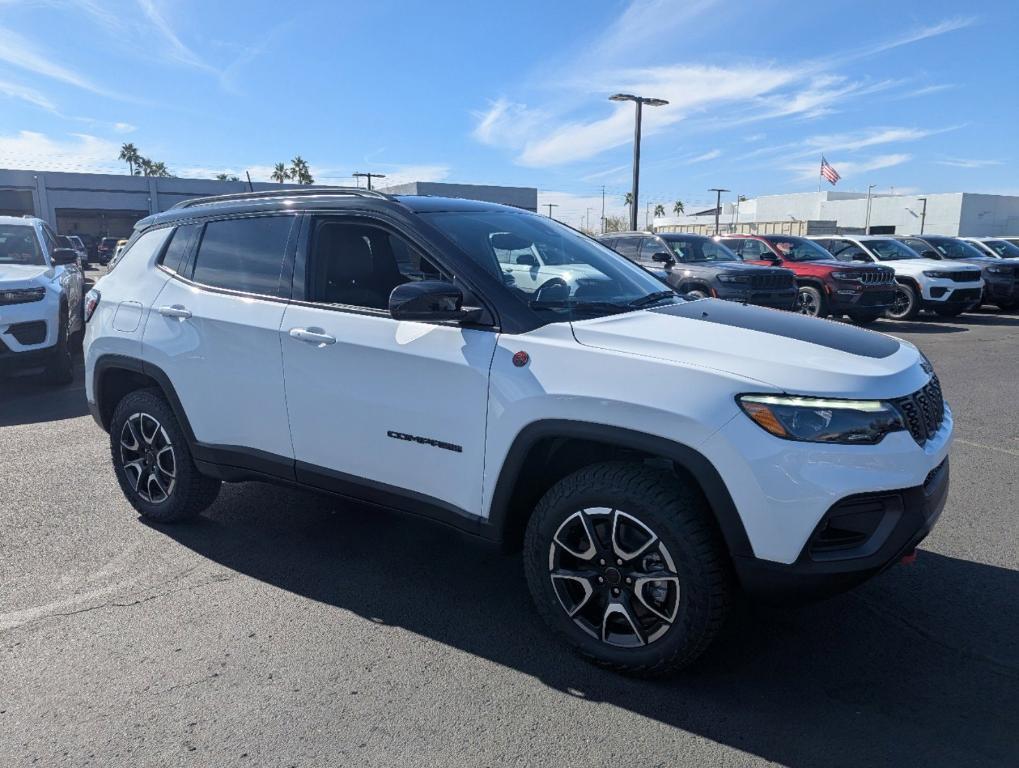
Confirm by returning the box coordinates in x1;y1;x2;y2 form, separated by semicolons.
750;273;793;290
942;271;980;283
892;374;945;445
859;270;894;285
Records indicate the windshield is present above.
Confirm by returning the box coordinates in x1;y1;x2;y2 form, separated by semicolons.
925;237;988;261
662;236;739;263
981;239;1019;259
0;224;45;266
763;236;831;262
865;239;921;261
421;210;679;320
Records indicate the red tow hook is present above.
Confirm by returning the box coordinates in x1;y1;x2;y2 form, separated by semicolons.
900;549;918;565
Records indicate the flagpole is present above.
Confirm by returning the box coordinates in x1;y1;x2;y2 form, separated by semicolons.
818;154;822;193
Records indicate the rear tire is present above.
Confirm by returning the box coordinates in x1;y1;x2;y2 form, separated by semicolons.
524;461;731;677
109;388;221;523
796;285;828;318
43;305;74;385
886;282;920;320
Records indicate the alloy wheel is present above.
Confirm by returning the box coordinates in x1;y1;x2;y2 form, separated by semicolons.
797;290;818;316
120;412;176;504
889;288;911;318
548;508;680;648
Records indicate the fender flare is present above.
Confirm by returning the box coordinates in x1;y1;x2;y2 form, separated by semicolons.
92;354;197;445
487;420;753;558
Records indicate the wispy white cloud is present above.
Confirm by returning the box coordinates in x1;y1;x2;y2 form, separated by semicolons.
851;16;977;60
0;131;123;173
891;83;957;100
135;0;215;73
0;27;125;99
112;122;137;134
686;149;721;164
581;164;630;183
935;157;1002;168
0;78;58;112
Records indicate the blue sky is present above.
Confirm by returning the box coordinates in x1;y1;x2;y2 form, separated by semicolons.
0;0;1014;226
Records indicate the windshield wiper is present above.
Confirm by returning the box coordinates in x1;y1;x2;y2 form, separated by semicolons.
627;290;676;309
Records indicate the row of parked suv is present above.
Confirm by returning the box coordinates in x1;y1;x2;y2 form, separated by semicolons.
81;189;953;676
596;231;1017;323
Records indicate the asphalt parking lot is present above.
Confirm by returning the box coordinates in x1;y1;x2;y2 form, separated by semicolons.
1;279;1017;767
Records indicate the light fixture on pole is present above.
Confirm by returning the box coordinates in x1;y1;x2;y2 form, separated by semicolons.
917;197;928;234
610;93;669;231
864;184;877;233
352;171;386;190
545;203;559;219
708;188;730;235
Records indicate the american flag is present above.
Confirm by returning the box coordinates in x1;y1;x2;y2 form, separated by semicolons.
820;156;840;185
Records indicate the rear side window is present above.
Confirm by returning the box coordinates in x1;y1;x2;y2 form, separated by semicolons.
158;224;199;273
108;227;172;272
191;216;293;296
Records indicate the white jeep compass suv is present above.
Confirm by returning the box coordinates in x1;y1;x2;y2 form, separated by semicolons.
84;190;952;675
809;235;983;320
1;215;85;383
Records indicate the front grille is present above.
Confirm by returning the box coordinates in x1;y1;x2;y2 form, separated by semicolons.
892;374;946;445
943;271;981;283
750;273;793;290
8;321;46;345
948;288;981;302
859;270;894;285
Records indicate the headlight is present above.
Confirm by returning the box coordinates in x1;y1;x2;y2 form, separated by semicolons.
0;287;46;305
737;394;905;444
717;274;751;284
987;265;1011;274
831;271;860;280
923;270;952;278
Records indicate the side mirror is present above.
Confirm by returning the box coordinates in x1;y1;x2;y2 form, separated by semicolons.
762;252;781;262
923;251;939;260
515;253;538;267
51;247;79;266
652;251;674;264
849;251;870;262
389;280;482;323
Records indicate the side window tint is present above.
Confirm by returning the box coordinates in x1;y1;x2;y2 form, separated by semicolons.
307;220;444;310
159;223;199;274
638;238;662;261
192;216;293;295
613;238;640;259
108;227;172;272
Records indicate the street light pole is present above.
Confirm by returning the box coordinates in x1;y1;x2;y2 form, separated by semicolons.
546;203;559;219
864;184;877;233
708;188;730;235
917;197;928;234
610;93;668;231
352;171;387;190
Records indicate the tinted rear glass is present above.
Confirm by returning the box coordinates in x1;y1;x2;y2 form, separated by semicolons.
159;223;200;273
192;216;293;295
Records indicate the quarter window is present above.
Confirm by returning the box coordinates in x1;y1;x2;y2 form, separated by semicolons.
738;239;767;258
191;216;293;296
159;224;200;273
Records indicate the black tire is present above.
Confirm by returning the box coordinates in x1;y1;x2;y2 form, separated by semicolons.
994;300;1018;311
523;461;731;677
43;304;74;385
796;285;828;318
109;388;220;523
847;311;881;326
683;287;709;300
886;282;920;320
934;305;966;318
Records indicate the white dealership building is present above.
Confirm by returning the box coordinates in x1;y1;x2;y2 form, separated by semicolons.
655;191;1019;237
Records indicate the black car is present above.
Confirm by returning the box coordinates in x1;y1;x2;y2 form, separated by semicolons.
598;232;798;310
97;236;120;265
896;235;1019;310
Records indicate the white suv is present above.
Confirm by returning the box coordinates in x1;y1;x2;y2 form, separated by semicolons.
809;235;983;320
85;190;952;675
0;215;85;383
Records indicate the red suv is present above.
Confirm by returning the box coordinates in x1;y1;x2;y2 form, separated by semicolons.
718;234;897;324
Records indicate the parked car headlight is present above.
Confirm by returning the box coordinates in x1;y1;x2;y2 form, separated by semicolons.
717;274;751;284
0;287;46;305
737;394;905;444
831;271;861;281
922;270;953;278
986;265;1011;274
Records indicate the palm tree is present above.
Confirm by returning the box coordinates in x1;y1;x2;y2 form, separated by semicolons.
673;200;685;216
654;203;665;218
215;173;239;181
271;162;290;184
136;157;152;176
118;143;139;175
289;156;313;185
148;161;171;177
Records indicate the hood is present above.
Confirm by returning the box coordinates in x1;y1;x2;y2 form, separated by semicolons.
709;261;785;273
571;299;928;398
896;257;981;272
0;263;50;287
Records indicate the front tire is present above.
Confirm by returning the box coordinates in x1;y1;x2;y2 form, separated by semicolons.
43;305;74;385
796;285;828;318
110;388;220;523
886;282;920;320
524;461;730;677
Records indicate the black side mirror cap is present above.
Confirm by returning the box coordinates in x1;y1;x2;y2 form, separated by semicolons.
515;253;538;267
652;252;674;264
51;248;79;266
389;280;483;323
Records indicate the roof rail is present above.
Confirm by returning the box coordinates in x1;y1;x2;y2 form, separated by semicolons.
170;186;390;210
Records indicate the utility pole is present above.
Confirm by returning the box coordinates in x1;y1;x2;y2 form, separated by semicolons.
917;197;928;234
864;184;876;233
352;171;386;190
610;93;668;231
600;186;606;233
585;207;592;232
645;202;651;231
546;203;558;219
708;188;729;235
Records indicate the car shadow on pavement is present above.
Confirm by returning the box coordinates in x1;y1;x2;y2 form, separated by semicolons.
154;482;1019;768
0;357;88;427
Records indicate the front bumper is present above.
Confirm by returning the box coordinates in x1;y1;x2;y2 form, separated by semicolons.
828;284;896;313
733;458;948;601
716;285;797;310
918;277;983;306
0;291;59;369
983;274;1019;302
